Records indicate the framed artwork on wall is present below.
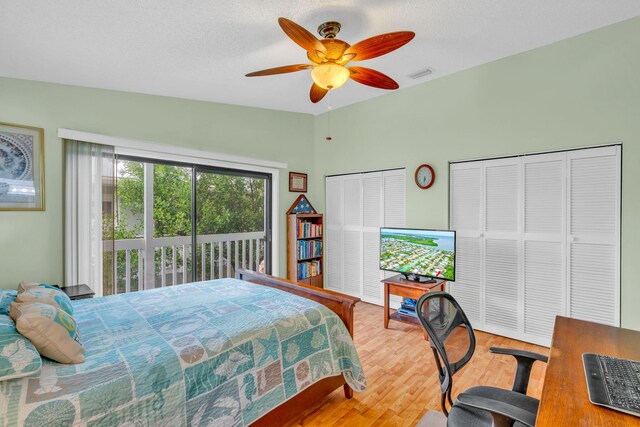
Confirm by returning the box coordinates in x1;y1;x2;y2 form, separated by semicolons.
0;122;45;211
289;172;307;192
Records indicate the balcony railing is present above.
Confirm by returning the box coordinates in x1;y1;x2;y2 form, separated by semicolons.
107;231;265;295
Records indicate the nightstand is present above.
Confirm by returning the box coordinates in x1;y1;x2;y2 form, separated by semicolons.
62;284;95;300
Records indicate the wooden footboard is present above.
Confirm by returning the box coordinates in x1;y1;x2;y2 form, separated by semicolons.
235;269;360;426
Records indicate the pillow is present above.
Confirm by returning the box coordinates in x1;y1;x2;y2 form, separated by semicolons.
0;290;17;316
10;303;84;364
17;281;59;294
16;287;74;315
0;314;42;381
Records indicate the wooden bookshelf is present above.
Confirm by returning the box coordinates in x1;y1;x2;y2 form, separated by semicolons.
287;213;323;288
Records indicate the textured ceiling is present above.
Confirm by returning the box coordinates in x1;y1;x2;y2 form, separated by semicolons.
1;1;638;115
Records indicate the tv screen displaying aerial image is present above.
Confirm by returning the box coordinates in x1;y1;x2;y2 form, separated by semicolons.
380;228;455;281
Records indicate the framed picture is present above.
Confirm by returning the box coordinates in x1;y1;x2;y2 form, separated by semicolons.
0;122;45;211
289;172;307;193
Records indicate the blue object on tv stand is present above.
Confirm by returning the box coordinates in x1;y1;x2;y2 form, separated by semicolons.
397;307;418;318
401;298;417;310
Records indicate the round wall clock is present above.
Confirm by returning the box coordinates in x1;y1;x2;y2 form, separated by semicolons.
415;164;435;189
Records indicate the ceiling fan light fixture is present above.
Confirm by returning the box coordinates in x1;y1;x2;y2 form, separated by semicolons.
247;18;415;103
311;63;350;90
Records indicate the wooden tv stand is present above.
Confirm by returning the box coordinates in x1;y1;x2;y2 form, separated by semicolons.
381;274;446;329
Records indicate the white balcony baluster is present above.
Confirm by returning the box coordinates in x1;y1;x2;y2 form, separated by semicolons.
249;239;254;271
172;247;177;286
137;249;143;292
160;247;166;287
201;243;206;280
181;245;187;284
125;250;131;293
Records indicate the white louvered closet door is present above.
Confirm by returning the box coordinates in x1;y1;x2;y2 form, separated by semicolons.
383;170;406;228
383;169;406;308
450;145;620;347
325;169;405;302
449;162;483;328
325;177;343;292
362;172;383;305
342;175;363;297
522;153;566;344
567;146;621;327
483;158;521;337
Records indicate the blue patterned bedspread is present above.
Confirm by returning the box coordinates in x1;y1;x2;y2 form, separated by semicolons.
0;279;366;426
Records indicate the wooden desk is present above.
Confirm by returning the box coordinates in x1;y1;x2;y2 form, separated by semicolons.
537;316;640;426
381;274;445;328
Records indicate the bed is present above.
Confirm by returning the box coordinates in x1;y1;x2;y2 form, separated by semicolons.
0;270;366;426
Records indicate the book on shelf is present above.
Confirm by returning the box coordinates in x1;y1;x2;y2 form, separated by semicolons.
298;260;322;280
297;219;323;239
297;239;323;260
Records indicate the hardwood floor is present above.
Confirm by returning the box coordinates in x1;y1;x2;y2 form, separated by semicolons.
293;302;549;426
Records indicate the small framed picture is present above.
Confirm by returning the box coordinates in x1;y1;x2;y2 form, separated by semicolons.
0;122;45;211
289;172;307;193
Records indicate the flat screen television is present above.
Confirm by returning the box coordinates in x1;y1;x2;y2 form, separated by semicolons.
380;227;456;282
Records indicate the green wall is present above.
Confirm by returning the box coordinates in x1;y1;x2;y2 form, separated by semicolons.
312;17;640;329
0;79;315;287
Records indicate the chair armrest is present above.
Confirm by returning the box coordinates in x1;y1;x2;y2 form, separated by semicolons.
489;347;548;395
490;347;549;363
457;393;536;427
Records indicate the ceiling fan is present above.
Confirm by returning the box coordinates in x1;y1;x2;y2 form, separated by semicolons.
246;18;415;103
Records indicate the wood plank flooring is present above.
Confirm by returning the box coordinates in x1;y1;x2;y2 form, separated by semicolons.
293;302;549;426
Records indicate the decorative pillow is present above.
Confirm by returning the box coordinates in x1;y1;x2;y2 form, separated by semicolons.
17;281;59;294
0;290;17;316
10;303;84;364
0;314;42;381
16;287;74;315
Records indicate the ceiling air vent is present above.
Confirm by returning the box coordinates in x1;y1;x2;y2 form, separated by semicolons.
408;68;433;79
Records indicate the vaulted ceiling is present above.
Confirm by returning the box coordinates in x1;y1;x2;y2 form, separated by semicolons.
1;1;638;115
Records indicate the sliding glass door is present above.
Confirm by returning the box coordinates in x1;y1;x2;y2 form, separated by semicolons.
195;167;271;281
112;157;271;294
112;159;193;293
151;162;193;288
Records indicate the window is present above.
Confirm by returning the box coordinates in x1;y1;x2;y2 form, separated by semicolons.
63;130;283;296
112;156;272;295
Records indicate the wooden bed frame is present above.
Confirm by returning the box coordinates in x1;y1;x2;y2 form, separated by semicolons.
235;269;360;426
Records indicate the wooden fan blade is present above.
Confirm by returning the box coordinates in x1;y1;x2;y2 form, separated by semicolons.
279;18;326;53
344;31;415;61
338;53;357;65
245;64;313;77
310;83;329;103
348;66;399;90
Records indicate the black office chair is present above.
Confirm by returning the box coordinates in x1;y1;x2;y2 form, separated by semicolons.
416;292;548;427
